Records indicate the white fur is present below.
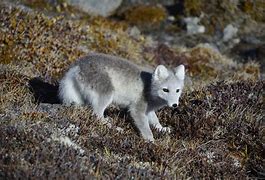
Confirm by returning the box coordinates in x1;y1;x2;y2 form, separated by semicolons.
59;54;185;141
106;69;142;107
153;65;169;81
59;66;84;105
174;65;185;80
154;65;185;107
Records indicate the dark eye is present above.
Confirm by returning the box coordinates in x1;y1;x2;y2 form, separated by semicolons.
176;89;180;93
163;88;169;92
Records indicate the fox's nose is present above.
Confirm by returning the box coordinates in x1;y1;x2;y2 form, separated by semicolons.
172;103;178;108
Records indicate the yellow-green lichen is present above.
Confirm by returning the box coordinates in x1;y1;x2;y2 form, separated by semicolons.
0;4;149;81
124;5;167;30
240;0;265;22
20;0;82;16
183;0;203;16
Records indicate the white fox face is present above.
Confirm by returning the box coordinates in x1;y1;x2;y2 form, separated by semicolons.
152;65;185;108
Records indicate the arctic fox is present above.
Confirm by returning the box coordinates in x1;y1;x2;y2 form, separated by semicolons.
59;53;185;141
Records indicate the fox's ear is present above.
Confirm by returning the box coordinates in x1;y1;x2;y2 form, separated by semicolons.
174;65;185;80
153;65;169;81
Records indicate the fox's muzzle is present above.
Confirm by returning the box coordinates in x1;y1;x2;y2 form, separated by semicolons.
169;102;179;108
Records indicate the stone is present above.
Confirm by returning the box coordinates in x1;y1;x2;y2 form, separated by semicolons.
122;0;175;6
223;24;238;42
65;0;122;17
183;16;205;35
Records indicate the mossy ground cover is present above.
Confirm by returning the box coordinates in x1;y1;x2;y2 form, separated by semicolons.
0;1;264;179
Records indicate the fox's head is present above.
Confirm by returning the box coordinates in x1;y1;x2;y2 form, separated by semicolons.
151;64;185;108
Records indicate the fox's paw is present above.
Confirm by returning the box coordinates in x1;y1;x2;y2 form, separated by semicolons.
153;124;171;133
143;136;155;142
156;126;171;134
160;127;171;133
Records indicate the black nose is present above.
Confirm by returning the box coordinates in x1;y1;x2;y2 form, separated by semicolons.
172;103;178;108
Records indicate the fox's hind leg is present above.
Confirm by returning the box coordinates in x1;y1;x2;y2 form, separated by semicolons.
90;92;113;119
91;92;124;132
86;90;114;126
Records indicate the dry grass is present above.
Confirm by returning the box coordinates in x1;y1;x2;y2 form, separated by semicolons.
0;1;264;179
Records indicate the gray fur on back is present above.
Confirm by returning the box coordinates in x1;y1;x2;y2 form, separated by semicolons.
74;53;152;100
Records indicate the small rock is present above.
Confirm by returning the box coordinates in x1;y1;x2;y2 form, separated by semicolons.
183;16;205;35
65;0;122;17
167;15;175;22
197;43;220;54
223;24;238;42
122;0;175;6
128;26;141;40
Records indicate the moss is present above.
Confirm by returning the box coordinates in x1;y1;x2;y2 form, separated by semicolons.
186;47;219;78
85;17;145;62
173;45;261;84
1;80;263;179
198;0;240;35
182;0;265;35
183;0;203;16
0;69;34;113
149;44;260;85
0;8;84;79
21;0;54;11
0;5;146;80
0;1;264;179
167;0;265;35
20;0;82;16
123;5;167;30
20;111;52;122
240;0;265;22
235;62;261;80
0;38;17;64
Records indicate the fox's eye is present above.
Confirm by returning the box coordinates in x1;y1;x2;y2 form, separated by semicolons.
176;89;180;93
163;88;169;92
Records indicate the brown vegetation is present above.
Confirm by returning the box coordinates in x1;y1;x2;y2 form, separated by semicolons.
0;1;264;179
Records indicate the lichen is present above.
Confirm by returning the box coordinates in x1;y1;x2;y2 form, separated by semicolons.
183;0;203;16
123;5;167;30
174;46;260;83
0;68;34;113
0;5;146;81
0;1;264;179
87;17;144;61
179;0;265;35
20;0;82;16
240;0;265;23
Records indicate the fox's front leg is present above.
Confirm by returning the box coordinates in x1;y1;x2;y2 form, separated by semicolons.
148;111;171;133
130;108;154;141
